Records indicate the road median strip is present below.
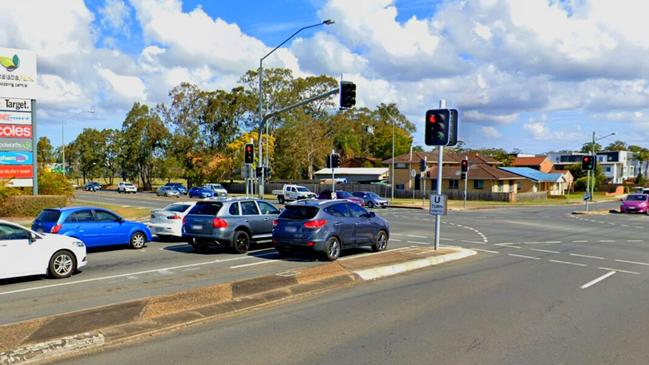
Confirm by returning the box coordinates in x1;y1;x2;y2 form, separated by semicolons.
0;246;475;365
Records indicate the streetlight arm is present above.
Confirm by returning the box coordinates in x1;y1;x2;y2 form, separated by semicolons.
260;20;334;62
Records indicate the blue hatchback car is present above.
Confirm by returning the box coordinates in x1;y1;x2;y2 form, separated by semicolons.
32;207;152;249
188;186;215;199
272;200;390;261
164;182;187;194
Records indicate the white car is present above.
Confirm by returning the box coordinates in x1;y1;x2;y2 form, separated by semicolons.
118;182;137;194
0;220;87;280
203;183;228;197
147;201;197;238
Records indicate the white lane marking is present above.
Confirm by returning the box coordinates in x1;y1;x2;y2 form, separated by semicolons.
508;253;540;260
569;253;604;260
581;271;616;289
615;259;649;266
472;248;499;254
391;239;402;242
523;241;561;244
626;240;644;243
548;259;587;267
230;260;278;269
461;240;485;244
392;233;403;236
572;240;588;243
407;234;427;238
0;250;277;296
599;240;615;243
407;240;430;245
598;267;639;275
530;248;560;254
495;243;522;249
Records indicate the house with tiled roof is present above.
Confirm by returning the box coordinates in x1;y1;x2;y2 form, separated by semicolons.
511;156;554;173
499;167;570;195
423;163;525;194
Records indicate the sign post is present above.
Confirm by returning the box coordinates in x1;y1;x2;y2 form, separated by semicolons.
429;194;448;216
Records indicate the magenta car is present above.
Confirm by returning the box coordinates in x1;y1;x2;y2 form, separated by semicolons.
620;194;649;214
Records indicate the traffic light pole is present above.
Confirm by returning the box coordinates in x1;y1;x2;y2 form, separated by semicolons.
434;99;446;251
331;150;335;195
585;169;590;212
464;156;469;210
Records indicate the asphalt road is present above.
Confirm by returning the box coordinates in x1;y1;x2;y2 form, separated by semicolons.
55;200;649;365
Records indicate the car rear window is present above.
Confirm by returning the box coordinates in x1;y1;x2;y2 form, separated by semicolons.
165;204;192;212
279;206;320;220
37;209;61;222
627;194;647;201
189;202;223;215
336;191;353;198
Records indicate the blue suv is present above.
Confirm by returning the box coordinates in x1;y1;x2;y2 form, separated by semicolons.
272;200;390;261
32;207;152;249
188;186;215;199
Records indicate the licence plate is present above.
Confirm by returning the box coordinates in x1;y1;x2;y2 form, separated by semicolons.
285;226;297;233
192;225;203;230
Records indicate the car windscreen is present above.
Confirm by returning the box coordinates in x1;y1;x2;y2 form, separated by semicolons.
296;187;309;192
165;204;192;212
36;209;61;222
189;202;223;215
336;191;353;198
279;206;319;220
367;192;381;199
626;195;647;201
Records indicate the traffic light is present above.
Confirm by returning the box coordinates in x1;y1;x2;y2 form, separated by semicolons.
425;109;450;146
244;144;254;164
449;109;459;146
581;155;595;171
461;159;468;173
419;159;426;172
332;153;340;168
339;81;356;109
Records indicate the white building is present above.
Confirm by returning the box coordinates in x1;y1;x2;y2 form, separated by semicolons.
547;150;640;184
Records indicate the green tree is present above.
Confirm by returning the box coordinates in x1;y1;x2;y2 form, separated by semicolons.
121;102;169;190
102;129;121;185
605;140;627;151
68;128;105;183
36;136;54;170
580;142;602;154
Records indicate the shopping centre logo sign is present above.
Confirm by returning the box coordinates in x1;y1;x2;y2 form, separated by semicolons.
0;54;19;72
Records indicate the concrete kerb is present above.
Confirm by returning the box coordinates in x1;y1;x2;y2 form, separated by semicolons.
0;246;474;365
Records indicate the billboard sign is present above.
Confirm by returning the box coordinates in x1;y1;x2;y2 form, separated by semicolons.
0;138;31;151
0;165;33;178
4;178;32;187
0;124;32;138
0;151;33;165
0;98;31;112
0;47;37;99
0;111;31;124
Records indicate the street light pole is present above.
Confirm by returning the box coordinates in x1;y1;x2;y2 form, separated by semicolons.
257;19;334;198
590;131;615;204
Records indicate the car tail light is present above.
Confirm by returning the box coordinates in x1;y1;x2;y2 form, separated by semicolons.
273;219;279;227
51;224;62;234
306;241;316;247
212;218;228;228
303;219;327;229
167;214;181;220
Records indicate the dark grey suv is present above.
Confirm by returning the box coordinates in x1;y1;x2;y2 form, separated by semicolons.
182;198;280;253
272;199;390;261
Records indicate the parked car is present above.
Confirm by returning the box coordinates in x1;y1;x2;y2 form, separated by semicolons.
148;201;197;238
164;182;187;195
352;191;388;208
272;184;317;204
117;182;137;194
31;207;152;249
188;186;215;199
620;194;649;214
156;186;181;198
182;198;280;254
0;220;87;279
317;190;365;206
84;182;102;192
203;183;228;197
272;200;390;261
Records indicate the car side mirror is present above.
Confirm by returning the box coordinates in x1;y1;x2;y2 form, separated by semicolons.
29;232;38;242
369;212;376;218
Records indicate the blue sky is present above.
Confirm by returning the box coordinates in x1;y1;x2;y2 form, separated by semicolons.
2;0;649;154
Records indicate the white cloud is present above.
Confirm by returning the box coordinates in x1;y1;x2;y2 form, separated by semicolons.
99;0;131;34
481;126;502;138
524;120;581;141
96;65;147;103
292;32;368;75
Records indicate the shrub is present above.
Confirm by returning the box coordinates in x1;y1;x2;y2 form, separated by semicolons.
38;171;74;197
0;195;68;217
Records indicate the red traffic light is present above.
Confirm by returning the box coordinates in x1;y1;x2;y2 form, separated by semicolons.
246;146;252;152
584;156;589;161
428;115;436;123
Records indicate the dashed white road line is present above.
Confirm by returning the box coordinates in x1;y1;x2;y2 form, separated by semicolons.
599;240;615;243
508;253;540;260
581;271;616;289
407;234;427;238
461;240;485;245
548;259;587;267
626;240;644;243
472;248;499;254
569;253;604;260
230;260;278;269
615;259;649;266
530;248;560;254
572;240;588;243
495;243;522;249
598;267;639;275
391;239;402;242
407;240;430;245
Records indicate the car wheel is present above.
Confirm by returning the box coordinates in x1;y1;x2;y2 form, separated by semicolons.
371;230;389;252
323;236;341;261
278;196;285;204
129;231;146;249
49;250;77;279
232;230;251;254
367;201;375;209
276;248;292;258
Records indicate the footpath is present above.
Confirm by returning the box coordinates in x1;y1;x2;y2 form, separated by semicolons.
0;246;475;365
